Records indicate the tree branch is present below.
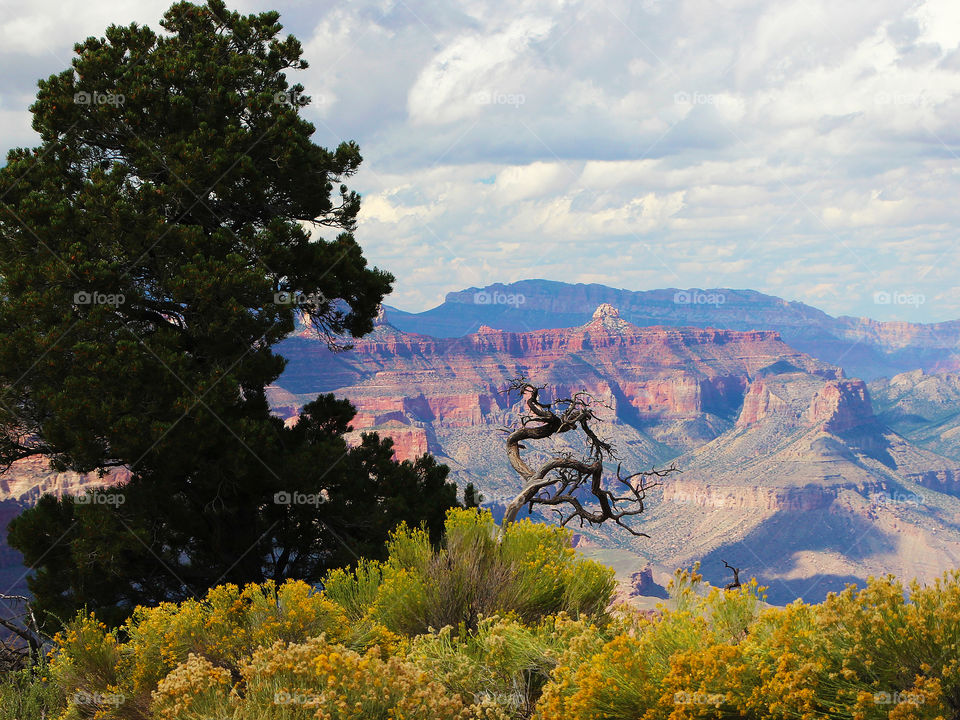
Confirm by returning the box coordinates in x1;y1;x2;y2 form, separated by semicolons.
498;377;679;539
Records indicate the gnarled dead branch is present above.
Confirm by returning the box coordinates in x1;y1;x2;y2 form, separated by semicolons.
723;560;741;590
498;378;678;539
0;593;45;670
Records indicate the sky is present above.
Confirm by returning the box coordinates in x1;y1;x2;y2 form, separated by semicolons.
2;0;960;322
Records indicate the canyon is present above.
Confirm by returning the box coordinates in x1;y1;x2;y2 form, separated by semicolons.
267;301;960;603
5;284;960;604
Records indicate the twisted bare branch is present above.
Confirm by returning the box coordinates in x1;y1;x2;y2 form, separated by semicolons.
723;560;742;590
498;377;679;538
0;593;46;669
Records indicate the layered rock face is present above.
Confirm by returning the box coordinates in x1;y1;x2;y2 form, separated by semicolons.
662;480;840;512
0;456;129;503
383;280;960;380
275;309;960;603
275;304;839;465
805;379;875;433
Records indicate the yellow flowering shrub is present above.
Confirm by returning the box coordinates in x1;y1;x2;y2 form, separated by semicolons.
150;653;232;720
805;573;956;719
534;569;960;720
118;579;370;694
48;614;139;719
32;538;960;719
536;565;769;719
48;579;395;719
152;633;510;719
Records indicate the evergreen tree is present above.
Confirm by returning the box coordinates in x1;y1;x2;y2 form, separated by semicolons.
0;0;459;629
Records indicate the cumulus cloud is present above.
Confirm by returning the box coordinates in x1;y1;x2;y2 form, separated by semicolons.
4;0;960;321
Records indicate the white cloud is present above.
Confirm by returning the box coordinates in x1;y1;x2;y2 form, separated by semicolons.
5;0;960;321
406;16;553;126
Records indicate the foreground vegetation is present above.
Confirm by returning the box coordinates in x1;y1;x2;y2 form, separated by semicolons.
0;508;956;719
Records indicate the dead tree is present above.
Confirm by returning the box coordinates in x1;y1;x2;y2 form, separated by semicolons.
499;378;677;538
723;560;741;590
0;593;45;670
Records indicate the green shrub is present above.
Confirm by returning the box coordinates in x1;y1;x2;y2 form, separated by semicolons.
409;614;601;718
0;661;64;720
322;508;616;637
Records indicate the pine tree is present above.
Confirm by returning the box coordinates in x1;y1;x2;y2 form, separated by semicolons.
0;0;459;629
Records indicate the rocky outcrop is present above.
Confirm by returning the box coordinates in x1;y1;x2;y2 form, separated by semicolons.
663;479;839;512
869;370;960;463
805;379;874;433
904;469;960;495
623;566;669;599
736;378;790;428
